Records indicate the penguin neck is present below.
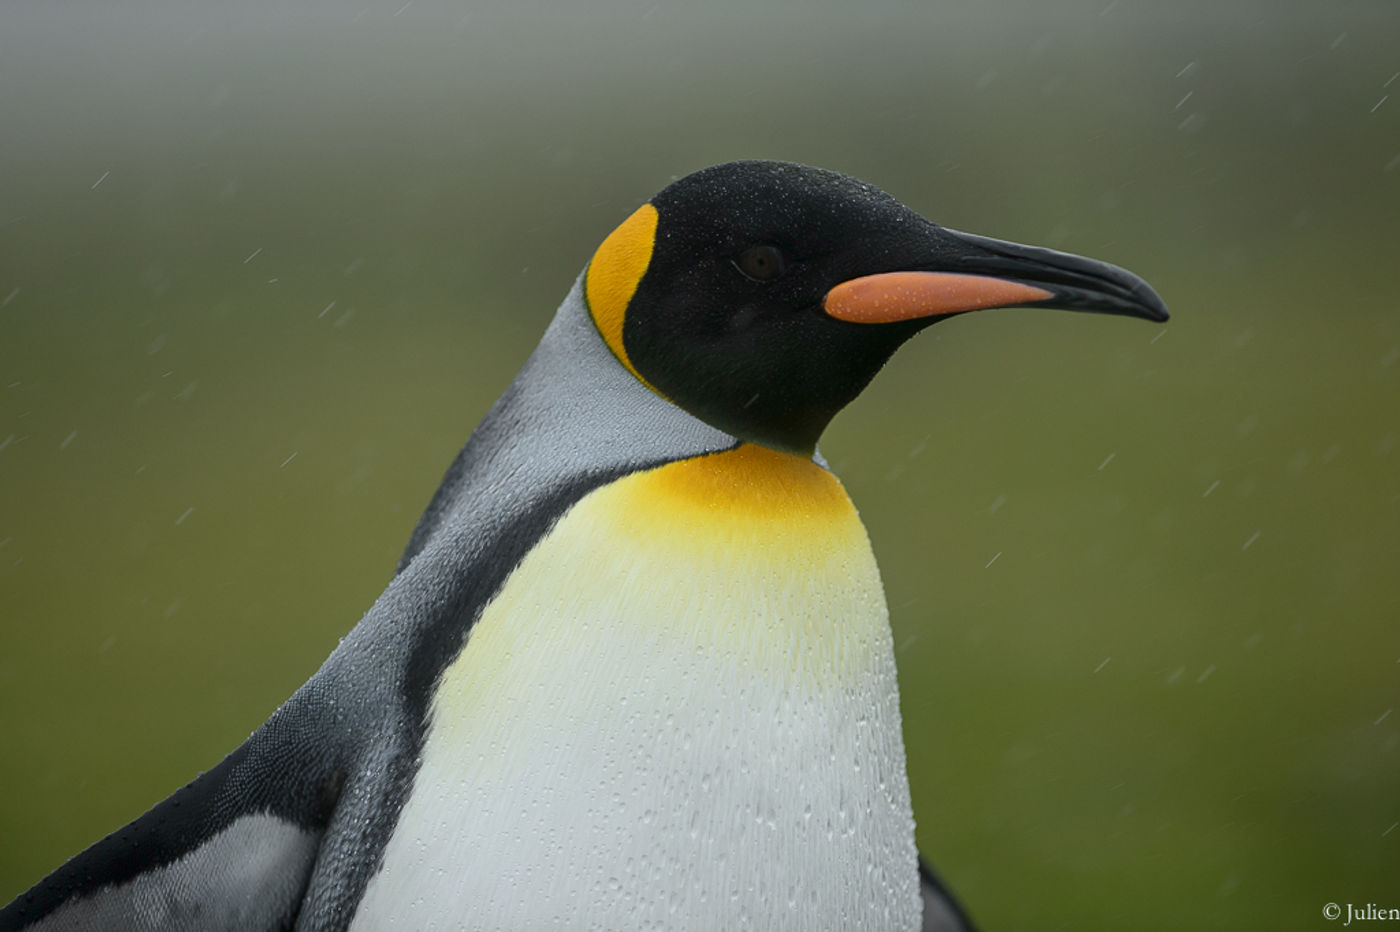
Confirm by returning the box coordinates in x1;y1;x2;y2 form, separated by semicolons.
396;274;737;574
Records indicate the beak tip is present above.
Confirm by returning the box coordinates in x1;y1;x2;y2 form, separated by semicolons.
1137;287;1171;324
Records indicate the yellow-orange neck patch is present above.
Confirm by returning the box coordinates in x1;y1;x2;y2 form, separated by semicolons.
630;443;855;526
585;203;660;391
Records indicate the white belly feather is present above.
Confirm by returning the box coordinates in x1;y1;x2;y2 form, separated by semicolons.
351;445;920;930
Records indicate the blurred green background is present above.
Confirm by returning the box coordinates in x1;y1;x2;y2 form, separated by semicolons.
2;1;1396;928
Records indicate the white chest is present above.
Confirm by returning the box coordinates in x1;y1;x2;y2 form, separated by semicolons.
351;447;921;930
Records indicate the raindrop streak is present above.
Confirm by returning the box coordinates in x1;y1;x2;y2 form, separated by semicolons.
1094;657;1111;674
175;507;195;526
1196;665;1216;684
1177;113;1205;134
1372;96;1389;114
1174;91;1193;110
280;452;298;468
244;247;262;264
1;288;19;307
1202;480;1220;498
1376;708;1392;726
91;171;110;190
1097;452;1116;471
59;430;78;451
984;552;1001;569
1242;531;1261;551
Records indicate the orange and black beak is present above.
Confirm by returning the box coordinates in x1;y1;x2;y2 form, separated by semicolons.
824;228;1169;326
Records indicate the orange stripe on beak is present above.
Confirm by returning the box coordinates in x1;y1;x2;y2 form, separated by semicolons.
824;271;1054;324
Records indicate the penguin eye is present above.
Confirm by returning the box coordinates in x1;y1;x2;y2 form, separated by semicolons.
734;245;786;282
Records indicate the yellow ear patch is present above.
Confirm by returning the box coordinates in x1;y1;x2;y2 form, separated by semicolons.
585;202;659;390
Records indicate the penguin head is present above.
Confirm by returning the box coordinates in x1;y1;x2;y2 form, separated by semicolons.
585;160;1168;454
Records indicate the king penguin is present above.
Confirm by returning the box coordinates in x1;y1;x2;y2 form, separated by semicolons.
1;160;1167;932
